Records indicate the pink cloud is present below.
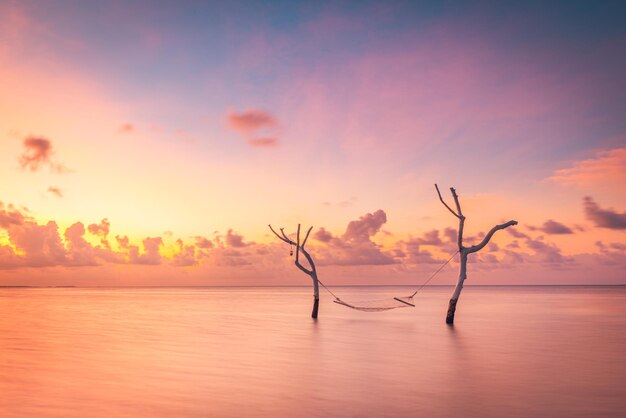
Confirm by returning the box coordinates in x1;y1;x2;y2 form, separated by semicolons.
0;202;29;228
18;136;68;173
227;109;277;134
528;219;574;235
19;136;52;171
0;245;21;269
343;209;387;242
225;229;253;248
507;228;530;240
64;222;98;266
194;236;214;249
129;237;163;265
524;236;570;264
415;230;442;245
226;109;280;147
7;220;67;267
403;238;442;264
314;210;397;266
313;227;333;242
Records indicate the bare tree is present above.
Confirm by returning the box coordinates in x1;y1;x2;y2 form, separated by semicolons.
435;184;518;324
268;224;320;318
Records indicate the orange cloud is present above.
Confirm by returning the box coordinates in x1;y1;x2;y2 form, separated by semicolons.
48;186;63;197
549;147;626;187
0;201;29;228
247;137;278;147
88;218;111;248
118;122;135;133
172;239;196;266
0;201;624;284
88;218;110;238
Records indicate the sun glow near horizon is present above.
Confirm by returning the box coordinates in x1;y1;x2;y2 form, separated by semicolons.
0;0;625;286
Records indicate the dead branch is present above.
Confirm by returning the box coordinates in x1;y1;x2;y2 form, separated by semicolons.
435;183;460;219
268;224;294;245
295;224;313;274
467;220;518;254
269;222;320;318
434;184;517;324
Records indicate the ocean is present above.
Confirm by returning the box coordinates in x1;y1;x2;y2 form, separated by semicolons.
1;286;624;417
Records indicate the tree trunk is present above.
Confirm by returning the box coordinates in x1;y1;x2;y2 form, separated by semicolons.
311;271;320;318
446;251;467;324
269;224;321;318
445;298;458;324
435;184;517;325
312;297;319;319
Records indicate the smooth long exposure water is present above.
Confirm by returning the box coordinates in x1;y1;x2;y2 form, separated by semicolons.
1;286;624;417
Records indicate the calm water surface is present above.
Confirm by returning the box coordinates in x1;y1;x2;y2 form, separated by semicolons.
1;286;625;417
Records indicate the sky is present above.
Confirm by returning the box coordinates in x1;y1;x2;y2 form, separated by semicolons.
1;0;625;286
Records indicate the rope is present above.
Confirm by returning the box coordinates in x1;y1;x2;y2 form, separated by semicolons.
316;250;459;302
408;250;459;297
316;277;341;300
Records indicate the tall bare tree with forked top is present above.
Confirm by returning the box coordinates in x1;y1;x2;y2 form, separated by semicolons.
268;224;320;318
435;184;518;324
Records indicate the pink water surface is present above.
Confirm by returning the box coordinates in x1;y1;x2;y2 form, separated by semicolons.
1;286;624;417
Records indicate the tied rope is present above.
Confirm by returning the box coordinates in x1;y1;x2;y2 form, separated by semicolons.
408;250;459;298
318;250;459;303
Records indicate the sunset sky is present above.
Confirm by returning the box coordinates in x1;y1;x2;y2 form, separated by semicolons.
1;0;625;286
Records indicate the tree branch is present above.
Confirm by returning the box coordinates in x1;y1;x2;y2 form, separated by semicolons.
279;228;293;244
435;184;460;219
295;224;313;274
466;220;518;254
450;187;464;219
301;226;313;249
450;187;465;249
270;223;316;274
268;224;295;245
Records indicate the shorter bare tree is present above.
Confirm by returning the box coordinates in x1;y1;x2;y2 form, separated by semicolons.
435;184;518;324
268;224;320;318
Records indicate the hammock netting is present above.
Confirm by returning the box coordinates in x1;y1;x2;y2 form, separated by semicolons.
333;295;416;312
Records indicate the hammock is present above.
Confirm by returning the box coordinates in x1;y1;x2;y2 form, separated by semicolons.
333;295;416;312
322;251;458;312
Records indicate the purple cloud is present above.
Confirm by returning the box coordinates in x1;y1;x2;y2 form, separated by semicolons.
584;197;626;230
529;219;573;235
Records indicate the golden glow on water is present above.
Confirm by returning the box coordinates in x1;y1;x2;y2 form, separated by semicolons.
1;287;625;417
